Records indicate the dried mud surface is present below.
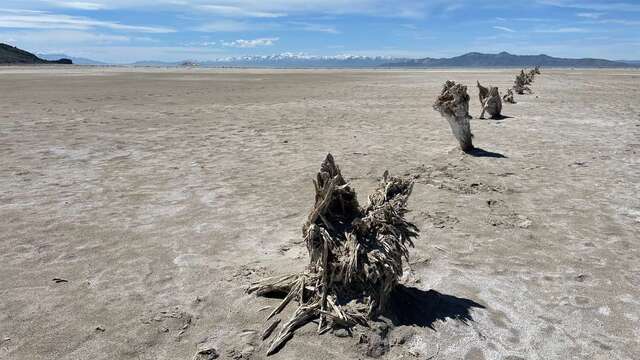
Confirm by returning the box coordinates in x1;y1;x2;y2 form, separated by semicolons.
1;67;639;359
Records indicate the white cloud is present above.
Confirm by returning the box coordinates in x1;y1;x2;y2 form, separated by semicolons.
1;0;434;19
538;0;640;12
588;19;640;26
222;37;278;48
197;5;284;18
493;26;515;32
289;22;339;34
0;9;174;33
576;12;605;18
184;40;217;46
535;27;591;33
0;8;47;14
0;30;130;48
48;1;107;10
192;20;259;32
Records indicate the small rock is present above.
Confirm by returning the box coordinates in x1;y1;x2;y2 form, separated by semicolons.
366;334;389;358
487;199;498;207
391;329;415;346
333;328;350;338
517;218;532;229
194;347;219;360
242;345;256;356
366;320;391;358
226;349;243;359
95;326;105;332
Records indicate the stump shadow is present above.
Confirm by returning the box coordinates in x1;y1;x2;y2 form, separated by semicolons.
477;115;513;120
387;285;485;329
466;147;507;158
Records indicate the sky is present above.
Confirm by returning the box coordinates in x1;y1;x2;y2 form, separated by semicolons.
0;0;639;63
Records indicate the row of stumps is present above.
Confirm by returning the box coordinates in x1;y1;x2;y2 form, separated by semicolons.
434;67;542;152
246;68;541;356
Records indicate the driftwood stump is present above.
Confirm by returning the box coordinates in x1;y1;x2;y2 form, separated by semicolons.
526;66;540;82
513;70;532;95
433;80;474;152
476;81;489;107
503;88;516;104
249;154;419;355
479;86;502;119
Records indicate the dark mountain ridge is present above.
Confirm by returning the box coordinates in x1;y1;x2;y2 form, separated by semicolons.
38;53;104;65
383;51;632;68
0;43;72;64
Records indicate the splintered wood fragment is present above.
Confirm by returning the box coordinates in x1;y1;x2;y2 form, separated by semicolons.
267;305;318;356
262;319;281;340
267;331;293;356
307;176;338;224
318;213;335;233
266;280;299;320
318;236;330;332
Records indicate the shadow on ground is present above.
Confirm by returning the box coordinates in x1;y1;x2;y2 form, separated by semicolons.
475;115;513;120
489;115;513;120
466;147;507;158
387;285;485;329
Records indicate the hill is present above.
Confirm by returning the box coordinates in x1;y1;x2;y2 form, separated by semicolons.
383;51;632;68
38;53;103;65
0;43;72;64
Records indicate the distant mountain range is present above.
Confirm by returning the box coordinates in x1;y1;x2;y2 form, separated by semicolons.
135;52;638;68
133;54;409;68
38;53;105;65
2;43;638;68
0;43;71;64
383;51;632;68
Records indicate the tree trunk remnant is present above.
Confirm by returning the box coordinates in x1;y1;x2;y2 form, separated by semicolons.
433;80;474;152
479;86;503;119
249;154;419;355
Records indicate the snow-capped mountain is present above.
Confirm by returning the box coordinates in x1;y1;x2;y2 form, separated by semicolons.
134;53;411;68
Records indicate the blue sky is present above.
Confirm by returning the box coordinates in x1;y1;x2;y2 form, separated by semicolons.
0;0;639;63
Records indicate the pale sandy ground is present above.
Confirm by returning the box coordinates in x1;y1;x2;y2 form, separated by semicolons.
1;67;639;360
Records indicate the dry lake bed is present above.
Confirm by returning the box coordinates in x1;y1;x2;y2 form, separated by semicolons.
1;67;639;359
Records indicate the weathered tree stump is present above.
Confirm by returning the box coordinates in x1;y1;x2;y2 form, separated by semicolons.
479;86;502;119
513;70;532;95
433;80;474;152
477;81;489;106
503;88;516;104
249;154;419;355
